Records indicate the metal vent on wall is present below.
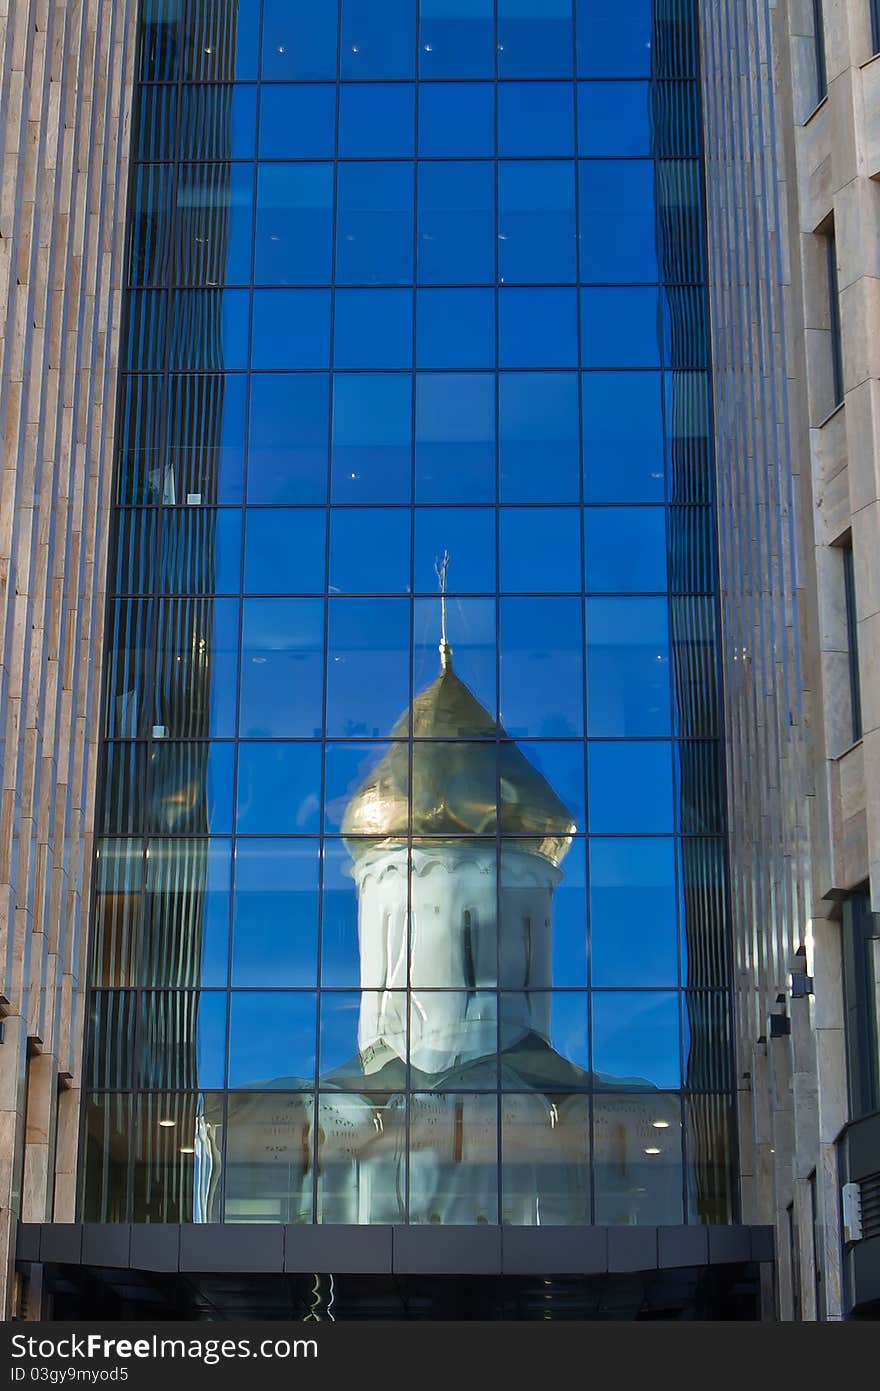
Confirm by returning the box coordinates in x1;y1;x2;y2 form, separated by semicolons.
860;1171;880;1241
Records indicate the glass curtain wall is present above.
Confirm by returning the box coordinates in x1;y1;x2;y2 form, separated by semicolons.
83;0;736;1228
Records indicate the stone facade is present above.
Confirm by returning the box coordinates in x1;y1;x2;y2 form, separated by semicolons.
0;0;136;1320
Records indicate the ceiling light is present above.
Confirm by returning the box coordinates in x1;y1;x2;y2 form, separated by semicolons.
179;1145;195;1154
644;1146;661;1155
158;1118;176;1128
651;1119;670;1129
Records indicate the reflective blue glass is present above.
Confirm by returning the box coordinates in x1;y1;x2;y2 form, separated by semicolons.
149;743;236;836
500;508;581;592
250;290;331;369
158;510;242;595
246;375;329;504
232;841;319;986
498;83;575;156
587;742;674;833
326;599;410;737
166;291;250;371
238;598;324;737
499;162;576;284
582;372;665;502
413;509;495;593
500;597;584;736
580;162;659;282
254;165;333;285
179;85;258;161
415;373;495;502
586;596;670;736
419;0;495;78
155;597;240;738
581;287;662;367
341;0;417;78
336;164;414;284
194;995;228;1090
592;991;681;1089
330;509;411;593
324;743;394;830
417;162;495;284
577;81;651;155
175;165;254;286
584;507;667;592
416;288;495;368
338;84;415;158
243;510;326;594
497;0;573;78
575;0;653;77
590;838;679;986
262;0;338;79
258;85;337;159
321;840;363;984
333;290;413;368
331;374;412;501
418;82;495;156
228;992;317;1087
181;0;259;81
516;742;586;828
499;288;578;368
235;744;323;834
413;596;497;714
499;373;580;502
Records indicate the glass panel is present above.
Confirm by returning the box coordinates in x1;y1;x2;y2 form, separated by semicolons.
329;509;411;593
413;509;496;593
105;599;153;739
82;1095;131;1222
683;991;732;1091
331;374;412;501
147;742;235;836
581;287;662;368
341;0;416;78
580;161;659;282
418;162;495;284
499;373;580;502
586;596;670;735
497;0;573;78
418;82;495;157
140;838;232;988
498;162;576;284
670;597;718;738
500;838;587;991
321;838;371;986
134;86;177;161
175;164;254;286
410;991;498;1084
587;742;674;833
235;743;322;833
575;0;653;77
326;599;410;738
137;990;228;1090
584;507;667;593
155;597;240;738
178;84;257;161
679;838;727;991
686;1094;736;1223
498;83;575;156
132;1092;224;1222
243;509;326;593
416;288;495;368
336;164;414;285
500;596;584;737
499;288;578;369
239;598;324;737
262;0;338;79
415;373;495;502
409;840;497;988
168;289;250;371
593;1094;684;1224
408;1092;498;1224
582;372;665;502
338;83;415;158
413;596;497;719
158;509;242;596
251;290;331;370
129;164;173;286
501;1094;590;1226
324;742;395;832
500;508;581;592
86;992;136;1089
183;1;259;81
228;992;317;1088
418;0;495;78
247;374;329;505
258;85;337;159
334;289;413;369
166;373;247;506
500;991;589;1077
510;743;585;830
589;838;678;987
138;0;179;82
592;991;681;1088
578;81;651;155
224;1093;314;1223
92;839;143;987
676;740;724;834
116;375;163;505
666;371;711;505
101;743;147;834
254;164;333;285
320;991;408;1089
316;1095;406;1224
231;840;319;987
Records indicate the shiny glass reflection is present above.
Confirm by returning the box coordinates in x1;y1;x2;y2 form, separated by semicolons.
243;510;326;594
498;83;575;156
333;290;413;368
250;290;331;370
408;1092;498;1224
82;1095;130;1222
224;1093;314;1222
228;992;317;1088
500;508;581;593
262;0;337;79
415;373;495;501
413;509;496;593
593;1093;684;1225
497;0;573;78
499;373;580;502
578;81;651;155
148;742;235;836
418;82;495;157
500;597;584;737
592;992;681;1089
329;509;411;593
254;165;333;285
231;840;319;987
326;598;410;738
258;85;336;159
235;743;322;834
584;507;668;593
587;741;674;834
498;162;577;284
501;1093;590;1226
582;372;665;502
585;596;671;735
341;0;416;78
589;838;678;987
413;596;497;718
417;288;495;368
499;288;578;369
418;0;495;79
332;374;412;500
133;1092;224;1223
140;838;232;988
316;1096;406;1224
247;374;329;504
238;598;324;737
137;990;227;1090
338;83;415;158
336;164;414;285
417;162;495;284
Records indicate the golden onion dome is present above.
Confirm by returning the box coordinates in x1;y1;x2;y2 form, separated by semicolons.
341;654;576;867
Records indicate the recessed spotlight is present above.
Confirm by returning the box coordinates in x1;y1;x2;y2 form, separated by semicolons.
651;1119;670;1129
179;1145;195;1154
158;1118;176;1128
644;1146;661;1155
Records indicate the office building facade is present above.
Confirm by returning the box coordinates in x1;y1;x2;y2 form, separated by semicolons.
0;0;877;1321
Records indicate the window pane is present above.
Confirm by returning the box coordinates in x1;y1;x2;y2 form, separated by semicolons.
499;162;576;284
581;287;662;367
258;85;337;158
320;991;407;1087
580;161;659;282
576;0;653;77
583;372;665;502
254;165;333;285
338;83;415;158
500;596;584;736
331;374;412;500
224;1093;314;1223
154;597;239;738
140;838;232;988
82;1095;130;1222
336;164;414;284
409;1093;498;1223
592;992;681;1088
500;838;587;990
262;0;338;78
498;0;573;78
326;598;410;738
578;81;651;154
501;991;589;1076
235;744;322;834
416;288;495;368
500;508;581;592
415;374;495;501
419;0;495;78
329;509;411;593
179;85;257;161
133;1093;224;1223
498;82;575;156
175;164;253;286
501;1093;590;1225
413;596;497;717
316;1095;406;1223
243;510;326;593
232;840;319;986
239;598;324;736
499;288;578;368
184;1;259;81
409;842;497;988
341;0;416;77
413;508;496;593
158;509;242;596
333;290;413;369
499;373;580;502
324;742;395;831
511;742;585;829
321;839;368;985
418;162;495;284
251;290;331;369
594;1094;684;1224
583;507;667;592
166;373;247;506
590;838;678;986
148;742;236;835
586;596;671;735
418;82;495;156
228;992;317;1088
138;990;227;1090
247;375;329;504
588;742;674;833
